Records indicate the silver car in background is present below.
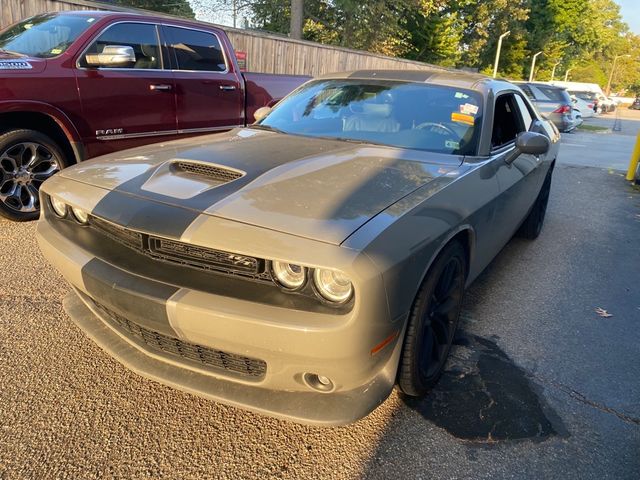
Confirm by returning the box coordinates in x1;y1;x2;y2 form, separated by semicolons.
516;82;578;132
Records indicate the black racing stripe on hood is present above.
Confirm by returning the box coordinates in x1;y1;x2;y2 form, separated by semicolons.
92;190;200;239
81;258;179;337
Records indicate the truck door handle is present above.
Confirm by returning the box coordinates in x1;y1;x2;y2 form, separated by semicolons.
219;85;237;91
150;84;172;91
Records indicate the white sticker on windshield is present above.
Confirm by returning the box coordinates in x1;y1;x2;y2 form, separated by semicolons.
459;103;479;115
454;92;469;99
445;140;460;150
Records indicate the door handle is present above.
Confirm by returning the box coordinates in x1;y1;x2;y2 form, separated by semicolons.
150;84;172;91
219;85;237;91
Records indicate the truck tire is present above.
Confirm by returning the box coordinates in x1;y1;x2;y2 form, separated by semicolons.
0;129;67;222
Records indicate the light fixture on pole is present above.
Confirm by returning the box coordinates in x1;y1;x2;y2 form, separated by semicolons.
605;54;631;96
550;61;561;81
529;51;543;82
492;31;511;78
564;67;574;82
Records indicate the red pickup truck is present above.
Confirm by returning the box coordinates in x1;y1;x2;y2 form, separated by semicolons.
0;11;309;220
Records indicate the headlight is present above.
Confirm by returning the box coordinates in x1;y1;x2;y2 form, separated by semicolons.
49;196;67;217
313;268;353;303
272;261;306;290
71;206;89;224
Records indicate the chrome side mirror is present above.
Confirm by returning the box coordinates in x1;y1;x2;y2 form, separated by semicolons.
253;106;272;123
85;45;136;67
505;131;550;164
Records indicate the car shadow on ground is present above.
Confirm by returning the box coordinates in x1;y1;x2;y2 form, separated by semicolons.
401;330;567;442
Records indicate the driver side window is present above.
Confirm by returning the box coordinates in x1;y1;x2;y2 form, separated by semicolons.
79;22;161;69
491;94;526;149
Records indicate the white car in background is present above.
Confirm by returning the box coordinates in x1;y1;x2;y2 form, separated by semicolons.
571;95;594;118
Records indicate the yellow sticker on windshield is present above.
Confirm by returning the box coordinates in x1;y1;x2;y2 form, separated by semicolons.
451;112;475;125
50;48;62;55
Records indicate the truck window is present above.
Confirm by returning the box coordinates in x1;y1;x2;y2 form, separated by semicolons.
164;26;227;72
79;22;161;69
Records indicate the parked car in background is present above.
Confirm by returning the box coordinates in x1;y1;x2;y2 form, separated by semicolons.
37;69;560;425
570;94;594;119
629;97;640;110
515;82;578;133
0;11;309;221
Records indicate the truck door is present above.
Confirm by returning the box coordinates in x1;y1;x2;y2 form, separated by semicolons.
74;21;177;157
161;25;244;133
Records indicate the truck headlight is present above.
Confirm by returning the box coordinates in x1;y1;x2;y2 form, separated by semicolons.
272;261;306;290
313;268;353;303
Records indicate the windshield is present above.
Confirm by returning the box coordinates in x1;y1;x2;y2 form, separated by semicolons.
258;80;483;155
0;13;95;58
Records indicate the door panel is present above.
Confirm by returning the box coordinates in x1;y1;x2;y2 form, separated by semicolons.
74;22;177;155
162;25;244;132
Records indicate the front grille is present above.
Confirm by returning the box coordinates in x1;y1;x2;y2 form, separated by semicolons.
172;161;244;183
87;216;270;281
91;300;267;380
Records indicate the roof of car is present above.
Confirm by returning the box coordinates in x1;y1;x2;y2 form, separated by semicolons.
315;69;499;91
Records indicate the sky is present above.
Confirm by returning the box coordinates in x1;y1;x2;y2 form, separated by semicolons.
616;0;640;33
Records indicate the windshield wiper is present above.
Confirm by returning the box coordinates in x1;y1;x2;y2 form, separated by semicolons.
0;48;24;57
247;124;287;134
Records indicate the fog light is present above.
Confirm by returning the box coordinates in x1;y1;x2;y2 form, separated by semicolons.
303;373;334;392
49;196;67;217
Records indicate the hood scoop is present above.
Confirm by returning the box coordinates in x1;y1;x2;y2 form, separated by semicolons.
140;160;246;200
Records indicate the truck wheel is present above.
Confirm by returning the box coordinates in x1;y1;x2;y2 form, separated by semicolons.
0;129;67;222
397;240;467;397
517;166;553;240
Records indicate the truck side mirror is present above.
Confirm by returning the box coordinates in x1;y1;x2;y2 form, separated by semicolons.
253;106;272;123
85;45;136;68
504;131;550;164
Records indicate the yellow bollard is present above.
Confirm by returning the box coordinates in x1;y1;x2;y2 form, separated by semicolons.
627;130;640;181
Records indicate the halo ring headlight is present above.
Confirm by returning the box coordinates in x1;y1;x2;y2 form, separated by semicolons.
71;206;89;224
313;268;353;304
272;261;306;290
49;196;67;217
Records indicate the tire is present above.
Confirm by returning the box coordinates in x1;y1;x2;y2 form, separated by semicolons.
517;165;553;240
0;129;68;222
397;240;467;397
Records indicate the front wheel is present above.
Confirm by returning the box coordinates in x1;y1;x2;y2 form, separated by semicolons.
397;241;467;397
0;129;67;222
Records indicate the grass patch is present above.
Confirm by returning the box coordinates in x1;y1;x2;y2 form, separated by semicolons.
577;124;610;132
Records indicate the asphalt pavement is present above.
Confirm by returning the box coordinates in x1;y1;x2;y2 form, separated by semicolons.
0;111;639;479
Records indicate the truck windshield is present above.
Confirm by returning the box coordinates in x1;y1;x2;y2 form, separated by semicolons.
258;79;483;155
0;13;94;58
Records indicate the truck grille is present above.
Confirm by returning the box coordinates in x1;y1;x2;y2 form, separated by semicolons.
91;300;267;380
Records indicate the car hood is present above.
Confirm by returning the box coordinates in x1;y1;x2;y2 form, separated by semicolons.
60;128;462;245
0;52;46;74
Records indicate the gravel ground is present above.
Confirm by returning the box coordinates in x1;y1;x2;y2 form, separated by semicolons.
1;122;639;479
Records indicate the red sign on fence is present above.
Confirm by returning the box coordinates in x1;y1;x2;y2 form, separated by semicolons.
235;51;247;71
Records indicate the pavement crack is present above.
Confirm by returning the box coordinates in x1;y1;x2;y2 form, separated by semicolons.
529;373;640;426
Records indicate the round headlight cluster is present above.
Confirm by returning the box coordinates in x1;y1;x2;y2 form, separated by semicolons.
271;261;353;304
313;268;353;303
71;206;89;224
50;196;67;217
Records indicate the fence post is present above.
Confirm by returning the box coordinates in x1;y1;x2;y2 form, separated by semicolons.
626;130;640;182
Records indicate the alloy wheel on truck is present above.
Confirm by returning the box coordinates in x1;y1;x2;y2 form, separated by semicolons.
0;129;66;222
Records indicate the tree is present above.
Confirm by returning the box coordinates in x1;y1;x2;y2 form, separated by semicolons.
290;0;304;39
114;0;195;18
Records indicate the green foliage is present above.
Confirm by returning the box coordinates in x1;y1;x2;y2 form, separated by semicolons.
114;0;195;18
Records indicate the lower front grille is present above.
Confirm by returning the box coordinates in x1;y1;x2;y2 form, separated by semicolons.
90;300;267;380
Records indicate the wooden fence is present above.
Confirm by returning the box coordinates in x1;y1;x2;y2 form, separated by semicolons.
0;0;442;76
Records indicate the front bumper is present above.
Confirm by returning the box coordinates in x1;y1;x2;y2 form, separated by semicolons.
36;190;405;425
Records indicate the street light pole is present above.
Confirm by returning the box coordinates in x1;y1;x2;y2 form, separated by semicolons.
550;62;561;81
605;54;631;96
492;31;511;78
564;67;574;82
529;51;543;82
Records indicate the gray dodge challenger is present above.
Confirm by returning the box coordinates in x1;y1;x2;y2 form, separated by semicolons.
36;69;560;425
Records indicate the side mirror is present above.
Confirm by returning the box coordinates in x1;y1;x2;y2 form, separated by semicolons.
253;106;272;123
504;131;550;165
85;45;136;67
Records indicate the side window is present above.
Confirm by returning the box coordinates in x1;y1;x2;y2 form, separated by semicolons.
519;84;535;100
164;26;227;72
514;95;534;131
491;94;526;149
80;23;161;69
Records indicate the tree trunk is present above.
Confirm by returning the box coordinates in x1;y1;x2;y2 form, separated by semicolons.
290;0;303;39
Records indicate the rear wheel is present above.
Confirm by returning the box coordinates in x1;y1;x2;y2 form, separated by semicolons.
516;165;553;240
397;241;467;396
0;129;67;222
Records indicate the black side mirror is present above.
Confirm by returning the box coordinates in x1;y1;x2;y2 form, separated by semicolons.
505;131;550;164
